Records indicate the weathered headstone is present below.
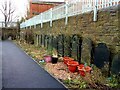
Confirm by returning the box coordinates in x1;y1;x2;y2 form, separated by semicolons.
36;34;39;46
38;35;41;46
64;35;71;57
44;35;48;48
111;53;120;75
38;35;40;46
71;35;81;62
41;35;45;47
57;34;64;57
81;37;92;66
52;36;58;50
40;35;42;46
34;34;37;45
94;43;110;76
47;35;52;50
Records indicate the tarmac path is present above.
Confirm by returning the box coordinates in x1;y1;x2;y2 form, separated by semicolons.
1;41;67;89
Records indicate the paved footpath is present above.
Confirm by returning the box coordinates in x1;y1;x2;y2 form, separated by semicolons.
1;41;68;89
0;41;2;90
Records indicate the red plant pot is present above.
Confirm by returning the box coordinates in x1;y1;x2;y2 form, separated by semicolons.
85;66;92;73
78;65;92;77
63;57;74;65
67;61;79;73
44;55;52;63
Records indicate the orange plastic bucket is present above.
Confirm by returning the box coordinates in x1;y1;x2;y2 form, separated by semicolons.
63;57;74;65
67;61;79;73
78;65;91;77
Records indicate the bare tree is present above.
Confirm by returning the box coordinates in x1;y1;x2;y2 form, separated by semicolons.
0;0;16;27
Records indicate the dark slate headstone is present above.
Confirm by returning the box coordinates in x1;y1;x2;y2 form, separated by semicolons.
111;53;120;75
94;43;110;69
64;35;71;57
57;34;64;57
81;37;92;66
38;35;40;46
71;35;81;62
36;34;39;46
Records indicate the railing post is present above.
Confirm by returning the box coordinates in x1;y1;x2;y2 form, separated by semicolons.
34;25;36;28
93;0;97;21
65;1;68;25
109;0;112;6
82;0;84;13
50;8;53;27
102;0;104;8
40;13;43;28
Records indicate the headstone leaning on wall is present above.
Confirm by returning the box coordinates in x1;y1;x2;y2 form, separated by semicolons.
111;53;120;75
64;35;71;57
47;35;53;51
44;35;48;48
71;35;82;62
94;43;110;76
52;36;58;50
57;34;64;57
81;37;92;66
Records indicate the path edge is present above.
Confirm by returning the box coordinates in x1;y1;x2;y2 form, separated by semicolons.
13;41;68;89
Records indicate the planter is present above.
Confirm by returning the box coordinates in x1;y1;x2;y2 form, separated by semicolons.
78;65;92;77
67;61;79;73
51;57;58;64
44;55;52;63
63;57;74;65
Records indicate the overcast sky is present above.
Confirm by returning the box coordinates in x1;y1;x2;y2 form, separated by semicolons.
0;0;64;22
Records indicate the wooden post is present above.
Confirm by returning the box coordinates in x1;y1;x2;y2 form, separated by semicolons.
50;8;53;27
109;0;112;6
34;25;36;29
93;0;97;21
40;13;43;28
65;1;68;25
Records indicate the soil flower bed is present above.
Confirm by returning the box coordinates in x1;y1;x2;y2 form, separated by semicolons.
14;40;120;89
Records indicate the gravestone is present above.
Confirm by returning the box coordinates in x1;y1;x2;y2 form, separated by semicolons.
44;35;49;48
52;36;58;50
64;35;71;57
57;34;64;57
94;43;110;76
41;35;45;47
47;35;52;50
81;37;92;66
111;53;120;75
40;35;42;46
71;35;82;62
38;35;40;46
36;34;39;46
34;34;37;45
39;35;41;46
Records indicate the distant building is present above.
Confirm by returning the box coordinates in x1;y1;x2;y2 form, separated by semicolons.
27;0;65;19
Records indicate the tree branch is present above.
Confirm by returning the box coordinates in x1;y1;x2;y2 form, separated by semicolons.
0;0;16;27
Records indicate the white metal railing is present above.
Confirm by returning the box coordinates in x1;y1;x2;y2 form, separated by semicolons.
20;0;120;29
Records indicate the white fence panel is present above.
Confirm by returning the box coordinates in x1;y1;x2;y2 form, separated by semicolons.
20;0;120;29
